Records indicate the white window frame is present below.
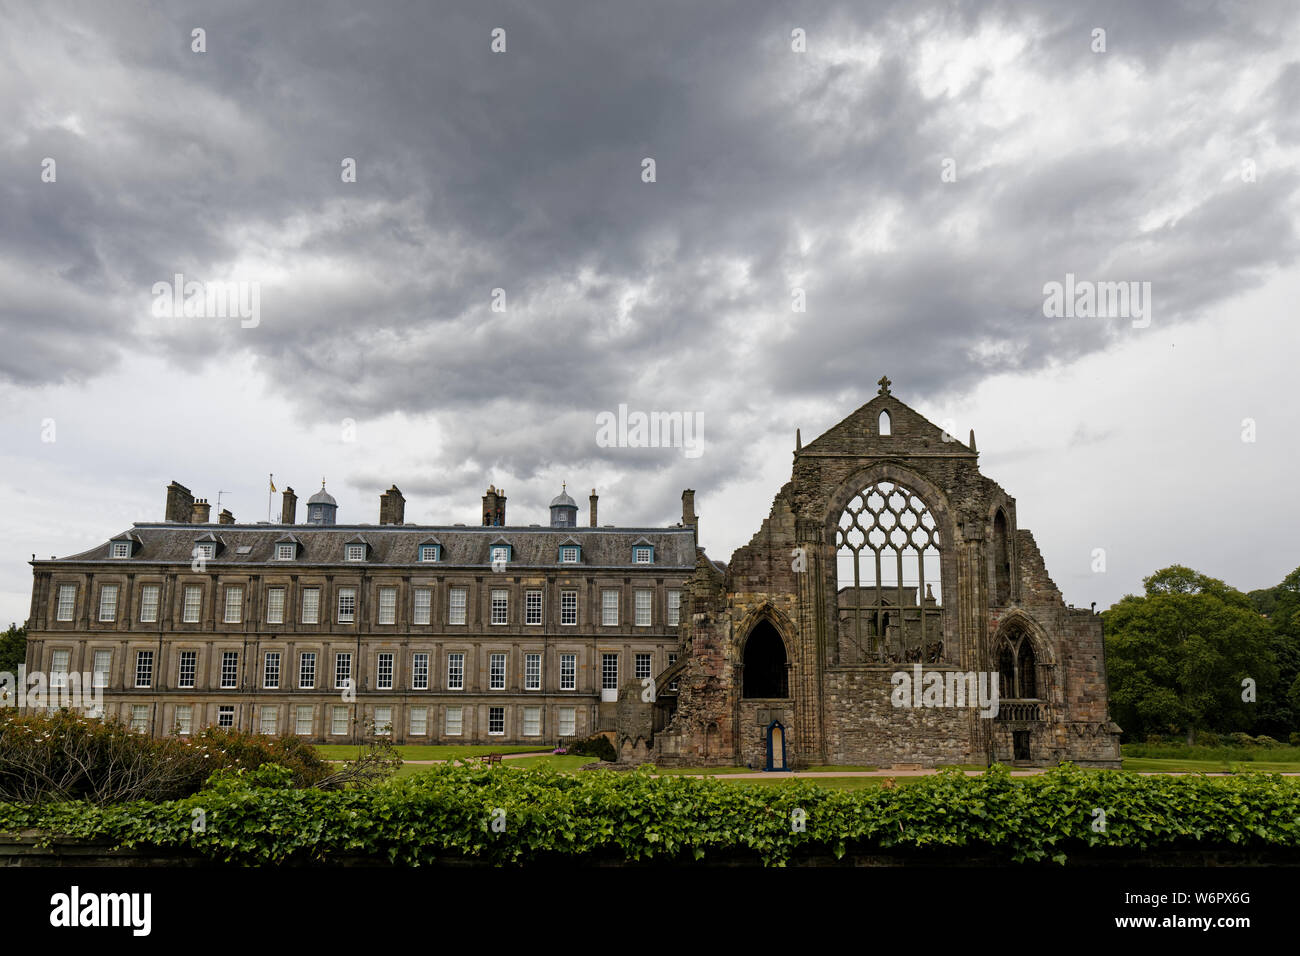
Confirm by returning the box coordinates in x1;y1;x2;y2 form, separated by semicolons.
275;543;296;561
449;587;467;625
558;706;576;737
98;584;119;623
490;589;508;625
602;589;619;626
377;652;394;690
447;652;464;690
488;706;505;736
175;704;193;736
374;706;392;736
523;706;541;737
221;650;239;689
601;652;618;691
337;587;356;624
335;652;352;691
634;546;653;564
50;650;69;688
217;705;234;729
135;650;153;688
419;545;440;562
525;589;543;625
560;546;579;563
377;586;397;625
131;704;150;733
489;652;506;690
112;541;131;559
178;650;197;689
195;542;216;561
560;590;577;626
296;705;313;736
92;649;111;689
445;704;463;736
409;706;428;736
345;543;366;562
264;651;281;689
668;590;681;627
266;587;286;625
139;584;160;623
413;588;432;625
490;545;510;567
301;587;321;624
560;653;576;691
182;585;202;623
223;585;243;624
635;589;652;627
525;653;541;691
635;652;652;681
299;652;316;689
56;584;76;622
260;706;278;735
412;653;429;690
331;705;349;736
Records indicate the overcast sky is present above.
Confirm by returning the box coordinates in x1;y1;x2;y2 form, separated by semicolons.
1;0;1297;626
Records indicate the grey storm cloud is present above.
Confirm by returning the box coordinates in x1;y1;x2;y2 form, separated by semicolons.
2;0;1298;493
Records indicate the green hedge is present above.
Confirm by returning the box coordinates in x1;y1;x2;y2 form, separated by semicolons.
2;763;1300;866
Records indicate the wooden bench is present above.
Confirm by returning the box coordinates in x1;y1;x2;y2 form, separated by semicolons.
480;752;503;766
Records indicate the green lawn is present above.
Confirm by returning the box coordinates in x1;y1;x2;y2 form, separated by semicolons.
1121;756;1300;774
313;744;548;761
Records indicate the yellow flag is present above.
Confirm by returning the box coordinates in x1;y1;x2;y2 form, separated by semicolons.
269;475;276;493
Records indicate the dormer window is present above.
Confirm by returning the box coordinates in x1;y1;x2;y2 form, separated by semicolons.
194;542;216;561
560;546;580;564
275;543;296;561
633;546;654;564
490;545;511;566
419;544;441;562
345;544;366;562
111;542;131;559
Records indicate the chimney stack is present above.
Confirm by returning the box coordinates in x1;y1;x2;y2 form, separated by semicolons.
681;489;697;530
380;485;406;525
191;498;211;523
218;509;235;525
281;487;297;524
166;481;194;522
589;489;598;527
481;485;506;527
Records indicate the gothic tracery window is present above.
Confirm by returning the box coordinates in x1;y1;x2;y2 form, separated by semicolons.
996;629;1038;699
836;480;943;664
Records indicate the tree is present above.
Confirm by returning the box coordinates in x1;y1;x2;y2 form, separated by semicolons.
1251;566;1300;736
1104;566;1276;742
0;623;26;673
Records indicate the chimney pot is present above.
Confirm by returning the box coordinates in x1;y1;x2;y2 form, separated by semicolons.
281;487;297;524
191;498;211;523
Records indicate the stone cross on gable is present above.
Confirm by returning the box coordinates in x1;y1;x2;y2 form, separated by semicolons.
877;375;891;396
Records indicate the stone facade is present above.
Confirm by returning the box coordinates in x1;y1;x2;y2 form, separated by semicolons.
631;379;1121;769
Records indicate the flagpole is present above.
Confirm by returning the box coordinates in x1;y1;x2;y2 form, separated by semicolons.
268;474;273;522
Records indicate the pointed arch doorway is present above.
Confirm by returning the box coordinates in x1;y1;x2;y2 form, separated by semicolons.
765;720;787;771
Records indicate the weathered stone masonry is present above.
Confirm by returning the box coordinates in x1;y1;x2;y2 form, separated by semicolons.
629;379;1121;769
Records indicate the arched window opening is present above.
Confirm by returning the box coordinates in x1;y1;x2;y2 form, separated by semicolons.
836;481;943;664
742;621;788;698
997;629;1038;699
878;410;892;436
993;509;1011;605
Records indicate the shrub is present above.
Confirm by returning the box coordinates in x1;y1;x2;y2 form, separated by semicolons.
1253;735;1281;748
1230;732;1255;747
1291;732;1300;747
1144;734;1163;745
567;733;616;762
1194;731;1220;747
0;710;336;804
4;763;1300;866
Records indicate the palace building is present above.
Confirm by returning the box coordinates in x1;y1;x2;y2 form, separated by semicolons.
23;379;1122;768
23;480;695;746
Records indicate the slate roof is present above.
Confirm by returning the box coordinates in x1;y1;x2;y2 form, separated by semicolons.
46;523;697;569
